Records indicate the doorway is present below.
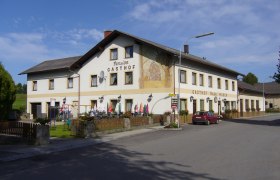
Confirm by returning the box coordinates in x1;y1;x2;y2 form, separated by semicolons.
192;99;197;114
218;101;221;115
240;99;244;117
31;103;42;119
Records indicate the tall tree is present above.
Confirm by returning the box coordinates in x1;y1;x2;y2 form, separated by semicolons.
242;72;258;85
16;83;23;93
272;48;280;83
22;84;27;94
0;63;16;120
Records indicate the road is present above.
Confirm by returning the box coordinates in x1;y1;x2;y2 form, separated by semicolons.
1;114;280;180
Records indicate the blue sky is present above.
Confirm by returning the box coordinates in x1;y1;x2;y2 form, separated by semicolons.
0;0;279;84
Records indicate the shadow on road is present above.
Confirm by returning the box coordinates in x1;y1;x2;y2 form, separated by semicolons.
224;118;280;126
1;142;221;180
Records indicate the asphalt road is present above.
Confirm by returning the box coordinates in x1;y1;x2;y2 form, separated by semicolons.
1;114;280;180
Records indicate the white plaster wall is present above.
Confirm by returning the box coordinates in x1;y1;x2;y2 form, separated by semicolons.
238;94;264;112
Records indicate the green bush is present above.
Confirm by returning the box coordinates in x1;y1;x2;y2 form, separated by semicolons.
225;109;232;114
34;118;50;125
179;110;188;116
122;111;132;118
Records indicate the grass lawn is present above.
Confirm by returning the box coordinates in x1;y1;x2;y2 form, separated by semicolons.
50;124;73;138
13;94;27;110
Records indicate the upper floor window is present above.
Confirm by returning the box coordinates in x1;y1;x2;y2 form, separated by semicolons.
180;70;186;83
225;80;229;90
125;72;133;85
125;46;133;58
217;78;221;89
192;72;197;85
32;81;37;91
91;75;97;87
110;73;118;86
68;78;73;89
199;74;204;86
110;48;118;60
208;76;212;88
232;81;235;91
49;79;54;90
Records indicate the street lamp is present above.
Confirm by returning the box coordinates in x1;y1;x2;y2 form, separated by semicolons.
177;32;214;128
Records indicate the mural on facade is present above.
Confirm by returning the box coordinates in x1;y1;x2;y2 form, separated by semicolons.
140;46;173;88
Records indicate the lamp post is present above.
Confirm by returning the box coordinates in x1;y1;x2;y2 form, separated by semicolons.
178;32;214;128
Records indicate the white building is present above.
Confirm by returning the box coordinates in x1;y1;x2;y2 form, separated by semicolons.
20;30;264;119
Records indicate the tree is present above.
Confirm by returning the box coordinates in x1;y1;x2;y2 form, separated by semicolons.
242;72;258;85
272;49;280;83
16;83;23;93
0;63;16;120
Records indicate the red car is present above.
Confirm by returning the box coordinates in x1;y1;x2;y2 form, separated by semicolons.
192;111;219;125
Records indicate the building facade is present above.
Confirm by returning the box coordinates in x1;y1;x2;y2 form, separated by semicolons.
21;30;262;119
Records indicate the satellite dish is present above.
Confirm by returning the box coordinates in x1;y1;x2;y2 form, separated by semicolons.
99;71;106;84
99;71;104;79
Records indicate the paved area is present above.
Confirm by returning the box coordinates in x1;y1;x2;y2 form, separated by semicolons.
0;126;164;162
1;114;280;180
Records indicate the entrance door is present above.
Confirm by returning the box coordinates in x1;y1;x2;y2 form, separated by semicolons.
240;99;244;117
218;101;221;115
193;100;197;114
31;103;41;119
47;102;60;119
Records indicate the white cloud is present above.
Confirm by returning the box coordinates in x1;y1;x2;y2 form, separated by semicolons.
0;33;49;61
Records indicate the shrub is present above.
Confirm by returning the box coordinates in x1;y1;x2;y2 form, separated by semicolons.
35;118;50;125
256;108;261;112
179;110;188;116
123;111;132;118
246;108;251;112
164;111;171;116
164;122;178;128
251;108;256;112
232;109;238;113
225;109;232;114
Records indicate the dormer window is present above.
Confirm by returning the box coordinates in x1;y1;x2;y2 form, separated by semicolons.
125;46;133;58
110;48;118;60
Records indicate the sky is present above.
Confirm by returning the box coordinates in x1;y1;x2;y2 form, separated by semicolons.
0;0;279;84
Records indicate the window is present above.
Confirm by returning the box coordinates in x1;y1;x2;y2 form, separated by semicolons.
225;101;230;110
91;75;97;87
180;99;187;111
209;100;213;111
192;72;197;85
32;81;37;91
91;100;97;109
251;100;255;109
208;76;212;88
125;99;133;112
67;78;73;89
125;46;133;58
180;70;186;83
125;72;133;85
256;100;259;110
200;99;204;111
49;79;54;90
199;74;204;86
225;80;229;90
232;81;235;91
217;78;221;89
110;48;118;60
245;99;249;110
231;101;236;110
110;73;118;85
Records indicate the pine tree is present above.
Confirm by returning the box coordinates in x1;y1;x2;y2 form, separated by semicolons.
272;48;280;83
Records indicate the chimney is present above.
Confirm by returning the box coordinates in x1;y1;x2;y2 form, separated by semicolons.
184;44;189;54
104;30;113;38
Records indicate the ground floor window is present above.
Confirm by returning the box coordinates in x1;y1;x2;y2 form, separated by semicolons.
251;100;255;110
91;100;97;108
200;99;204;111
125;99;133;112
209;100;213;111
110;100;118;112
225;101;230;110
256;100;259;110
231;101;236;110
245;99;250;111
180;99;187;111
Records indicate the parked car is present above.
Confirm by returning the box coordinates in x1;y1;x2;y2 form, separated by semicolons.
192;111;219;125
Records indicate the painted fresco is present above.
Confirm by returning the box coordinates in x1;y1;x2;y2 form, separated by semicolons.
140;46;173;88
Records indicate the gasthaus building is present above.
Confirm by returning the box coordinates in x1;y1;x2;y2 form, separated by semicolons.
20;30;265;120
